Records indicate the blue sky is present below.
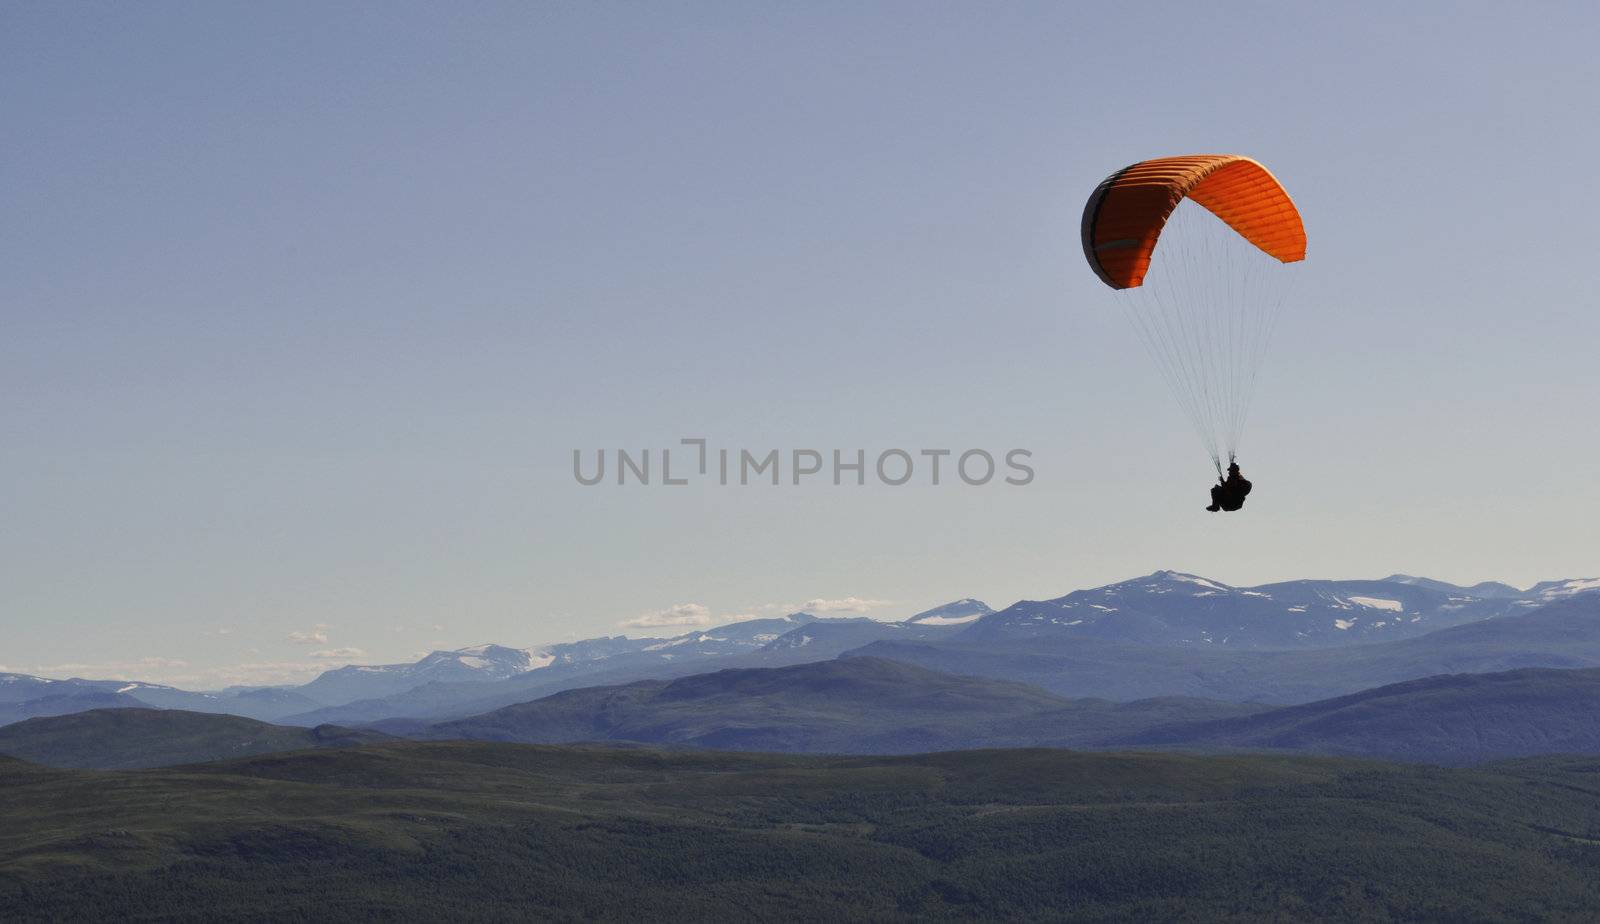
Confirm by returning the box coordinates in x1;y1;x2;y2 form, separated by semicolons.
4;2;1597;687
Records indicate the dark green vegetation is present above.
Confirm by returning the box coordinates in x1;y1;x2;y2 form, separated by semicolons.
0;709;388;770
6;743;1600;921
424;656;1265;753
1128;667;1600;764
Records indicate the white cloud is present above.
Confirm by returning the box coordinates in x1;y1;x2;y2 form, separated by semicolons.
286;625;331;645
801;597;892;614
620;603;714;629
310;647;366;660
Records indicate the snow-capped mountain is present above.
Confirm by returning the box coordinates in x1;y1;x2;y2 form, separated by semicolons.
904;599;995;626
0;673;69;705
298;644;554;706
1527;578;1600;601
755;617;962;659
753;603;997;659
410;645;554;682
638;615;822;656
283;614;830;722
0;674;229;726
277;609;983;725
12;578;1595;729
0;674;220;710
957;571;1576;649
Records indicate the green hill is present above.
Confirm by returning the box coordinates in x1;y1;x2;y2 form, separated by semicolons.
0;708;389;769
425;656;1263;752
1124;667;1600;763
5;742;1600;920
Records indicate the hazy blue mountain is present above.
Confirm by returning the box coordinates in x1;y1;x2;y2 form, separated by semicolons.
958;571;1544;649
0;674;71;704
0;674;219;709
1382;574;1524;598
10;578;1594;729
0;690;150;728
219;686;324;719
752;617;962;660
0;708;389;770
279;610;985;726
423;657;1264;753
1;673;358;725
289;615;828;717
849;592;1600;704
1122;667;1600;764
0;675;232;725
296;643;559;706
18;659;1600;768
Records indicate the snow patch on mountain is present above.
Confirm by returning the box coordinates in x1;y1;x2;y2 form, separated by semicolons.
1161;572;1231;591
914;614;986;626
905;599;994;625
1537;578;1600;599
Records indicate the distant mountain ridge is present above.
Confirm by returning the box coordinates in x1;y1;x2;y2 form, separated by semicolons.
6;575;1595;729
1382;574;1524;599
278;607;982;726
283;576;1590;725
21;658;1600;769
957;571;1567;649
852;592;1600;704
297;643;557;706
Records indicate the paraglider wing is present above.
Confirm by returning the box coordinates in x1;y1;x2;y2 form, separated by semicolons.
1081;155;1305;290
1079;154;1307;472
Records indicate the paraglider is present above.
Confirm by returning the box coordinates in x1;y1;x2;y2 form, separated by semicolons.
1081;154;1305;512
1207;461;1252;513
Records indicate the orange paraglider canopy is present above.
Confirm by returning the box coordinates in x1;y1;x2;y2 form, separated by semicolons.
1081;155;1306;289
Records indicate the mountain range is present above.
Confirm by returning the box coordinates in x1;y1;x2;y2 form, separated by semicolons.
856;586;1600;703
4;573;1596;735
16;655;1600;769
262;573;1600;724
958;571;1581;649
275;610;971;726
